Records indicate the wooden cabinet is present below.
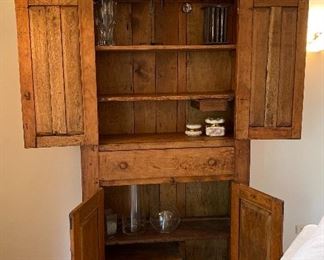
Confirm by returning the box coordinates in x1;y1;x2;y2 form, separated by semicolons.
235;0;308;139
13;0;308;259
15;0;98;148
69;182;283;260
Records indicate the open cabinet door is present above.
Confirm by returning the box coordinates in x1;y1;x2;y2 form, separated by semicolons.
230;183;283;260
235;0;308;139
70;189;105;260
15;0;98;148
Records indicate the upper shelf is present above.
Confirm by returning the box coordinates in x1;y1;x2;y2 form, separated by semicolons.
96;44;236;52
98;91;234;102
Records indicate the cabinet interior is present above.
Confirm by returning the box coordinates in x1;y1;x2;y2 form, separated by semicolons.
96;0;238;144
104;181;230;260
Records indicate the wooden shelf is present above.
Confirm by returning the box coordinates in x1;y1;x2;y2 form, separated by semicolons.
96;44;236;52
106;218;230;246
107;243;182;260
99;133;234;151
98;91;234;102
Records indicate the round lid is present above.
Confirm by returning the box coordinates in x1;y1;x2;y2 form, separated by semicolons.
186;124;202;130
205;117;225;124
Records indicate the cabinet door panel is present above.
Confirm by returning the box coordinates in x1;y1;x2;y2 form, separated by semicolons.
70;189;105;260
236;0;308;139
230;183;283;260
15;0;97;147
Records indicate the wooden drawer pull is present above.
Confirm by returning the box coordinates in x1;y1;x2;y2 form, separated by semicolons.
208;158;217;166
119;162;128;170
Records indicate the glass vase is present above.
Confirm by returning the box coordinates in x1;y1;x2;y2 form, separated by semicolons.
95;0;117;46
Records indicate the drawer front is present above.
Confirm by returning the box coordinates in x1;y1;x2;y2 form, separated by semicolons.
99;147;234;182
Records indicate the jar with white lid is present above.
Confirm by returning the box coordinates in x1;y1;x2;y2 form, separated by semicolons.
205;117;225;137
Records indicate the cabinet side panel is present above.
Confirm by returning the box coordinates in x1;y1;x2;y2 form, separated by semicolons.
15;2;37;147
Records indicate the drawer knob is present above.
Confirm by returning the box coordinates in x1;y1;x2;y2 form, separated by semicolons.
119;162;128;170
208;158;217;166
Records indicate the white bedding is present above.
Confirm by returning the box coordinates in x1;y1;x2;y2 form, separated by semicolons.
281;217;324;260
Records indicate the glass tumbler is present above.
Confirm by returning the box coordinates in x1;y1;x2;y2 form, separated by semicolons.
95;0;117;46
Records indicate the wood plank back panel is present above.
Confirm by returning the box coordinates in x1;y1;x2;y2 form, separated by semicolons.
15;0;97;147
241;0;308;139
230;183;284;260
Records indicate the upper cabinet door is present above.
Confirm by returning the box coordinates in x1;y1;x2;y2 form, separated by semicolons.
235;0;308;139
230;183;284;260
15;0;98;148
70;189;105;260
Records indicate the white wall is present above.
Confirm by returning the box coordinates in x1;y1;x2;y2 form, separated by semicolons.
0;1;82;260
251;49;324;250
0;0;323;259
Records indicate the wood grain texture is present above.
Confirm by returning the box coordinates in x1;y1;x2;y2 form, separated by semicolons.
61;7;84;134
98;91;234;102
186;182;229;217
235;0;253;139
230;183;284;260
249;127;292;139
264;7;282;127
106;218;230;246
277;7;297;127
81;146;99;201
15;1;36;147
78;0;99;144
96;44;236;52
250;8;270;127
190;99;228;112
29;7;52;135
107;243;182;260
99;147;235;182
28;0;77;5
100;175;234;187
99;134;235;151
291;0;308;138
46;7;67;135
254;0;299;7
70;189;105;260
234;140;250;185
36;135;83;147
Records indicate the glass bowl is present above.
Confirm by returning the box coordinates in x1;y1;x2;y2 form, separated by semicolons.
150;209;181;233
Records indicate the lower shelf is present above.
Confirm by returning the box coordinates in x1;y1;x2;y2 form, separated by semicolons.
107;243;182;260
106;218;230;246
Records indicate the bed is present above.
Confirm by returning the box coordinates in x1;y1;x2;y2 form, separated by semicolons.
281;217;324;260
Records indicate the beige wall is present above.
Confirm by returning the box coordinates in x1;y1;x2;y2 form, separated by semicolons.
0;1;323;259
0;2;81;260
251;50;324;249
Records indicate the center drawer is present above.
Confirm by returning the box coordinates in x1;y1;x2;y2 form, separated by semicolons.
99;147;235;185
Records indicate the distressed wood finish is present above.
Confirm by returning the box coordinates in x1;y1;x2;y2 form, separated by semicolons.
14;0;97;147
244;0;308;139
230;183;284;260
70;189;105;260
81;146;99;201
99;147;235;184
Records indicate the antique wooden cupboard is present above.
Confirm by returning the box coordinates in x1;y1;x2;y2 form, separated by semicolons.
14;0;308;259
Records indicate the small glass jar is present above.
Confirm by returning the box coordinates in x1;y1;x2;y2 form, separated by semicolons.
105;209;117;238
205;117;225;137
185;124;203;137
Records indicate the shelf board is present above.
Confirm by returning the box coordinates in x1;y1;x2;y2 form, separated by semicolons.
99;133;234;151
107;243;182;260
96;44;236;52
98;91;234;102
106;218;230;246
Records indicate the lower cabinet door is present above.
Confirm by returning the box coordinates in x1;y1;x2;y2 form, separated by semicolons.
230;182;284;260
70;189;105;260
